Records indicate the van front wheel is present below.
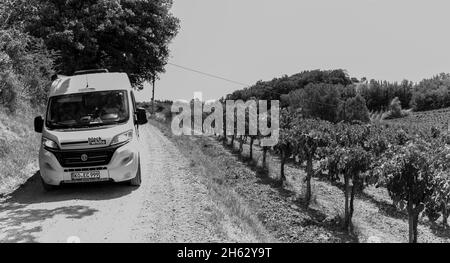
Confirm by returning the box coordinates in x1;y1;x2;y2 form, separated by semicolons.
129;157;142;187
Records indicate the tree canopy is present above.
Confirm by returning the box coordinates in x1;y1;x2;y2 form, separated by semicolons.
0;28;54;111
21;0;180;88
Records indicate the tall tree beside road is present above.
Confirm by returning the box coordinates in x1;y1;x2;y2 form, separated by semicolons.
23;0;180;88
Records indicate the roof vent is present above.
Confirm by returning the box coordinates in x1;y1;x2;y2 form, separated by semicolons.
73;69;109;76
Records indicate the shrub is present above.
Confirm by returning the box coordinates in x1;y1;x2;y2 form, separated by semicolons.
293;83;342;122
0;28;54;111
0;71;19;112
389;97;402;117
337;94;370;123
410;73;450;111
383;97;409;120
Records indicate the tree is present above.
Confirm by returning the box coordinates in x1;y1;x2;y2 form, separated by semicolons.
227;69;352;102
359;79;413;111
375;140;433;243
244;101;259;161
291;118;331;207
427;171;450;227
248;134;256;160
275;108;295;186
410;73;450;111
24;0;180;88
0;28;54;110
0;0;41;30
426;141;450;227
321;123;372;231
295;83;342;122
337;145;371;231
385;97;403;119
337;94;370;123
257;108;276;170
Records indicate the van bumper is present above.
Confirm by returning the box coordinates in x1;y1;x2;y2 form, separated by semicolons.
39;141;140;186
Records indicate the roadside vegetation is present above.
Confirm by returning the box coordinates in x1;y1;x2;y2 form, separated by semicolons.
0;107;40;195
0;5;54;194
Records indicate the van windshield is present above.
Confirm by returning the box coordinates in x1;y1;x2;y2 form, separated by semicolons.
46;90;129;129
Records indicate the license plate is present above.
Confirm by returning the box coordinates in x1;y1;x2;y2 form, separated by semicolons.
71;171;101;181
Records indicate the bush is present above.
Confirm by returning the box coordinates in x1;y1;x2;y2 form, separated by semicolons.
389;97;402;118
0;107;40;194
410;73;450;111
226;69;352;102
337;94;370;123
359;79;413;111
383;97;409;120
0;28;54;111
291;83;342;122
0;72;19;112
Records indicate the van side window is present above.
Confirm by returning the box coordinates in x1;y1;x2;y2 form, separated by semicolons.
130;91;137;113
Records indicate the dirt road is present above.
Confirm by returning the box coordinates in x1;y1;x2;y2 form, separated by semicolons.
0;124;260;243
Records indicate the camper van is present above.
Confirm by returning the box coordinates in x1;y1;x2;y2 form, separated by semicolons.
34;69;148;190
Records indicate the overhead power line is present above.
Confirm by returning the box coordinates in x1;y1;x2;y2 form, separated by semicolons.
166;62;339;108
167;62;248;87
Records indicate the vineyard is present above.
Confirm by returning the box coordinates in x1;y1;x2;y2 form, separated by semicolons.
214;108;450;243
384;107;450;131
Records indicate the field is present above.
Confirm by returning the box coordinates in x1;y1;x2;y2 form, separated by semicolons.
383;107;450;131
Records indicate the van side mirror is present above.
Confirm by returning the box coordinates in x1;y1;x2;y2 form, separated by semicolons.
34;116;44;133
136;108;148;125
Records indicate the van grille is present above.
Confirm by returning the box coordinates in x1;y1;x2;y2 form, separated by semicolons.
50;147;117;168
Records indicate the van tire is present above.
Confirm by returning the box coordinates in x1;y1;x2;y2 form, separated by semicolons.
41;177;57;191
129;157;142;187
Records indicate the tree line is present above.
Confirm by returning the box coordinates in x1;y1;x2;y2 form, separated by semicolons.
226;69;450;115
0;0;179;112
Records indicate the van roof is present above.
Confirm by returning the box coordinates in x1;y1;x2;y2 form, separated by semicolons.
49;72;132;97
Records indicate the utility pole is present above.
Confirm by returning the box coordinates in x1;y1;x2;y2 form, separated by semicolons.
151;75;155;115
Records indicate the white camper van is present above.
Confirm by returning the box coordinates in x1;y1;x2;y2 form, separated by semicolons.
34;69;148;190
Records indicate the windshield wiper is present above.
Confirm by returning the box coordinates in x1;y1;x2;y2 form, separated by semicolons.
77;122;122;128
48;123;72;129
48;120;124;130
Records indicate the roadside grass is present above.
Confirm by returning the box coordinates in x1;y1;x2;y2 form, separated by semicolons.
0;107;40;196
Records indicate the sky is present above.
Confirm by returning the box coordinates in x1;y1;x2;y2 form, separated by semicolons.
136;0;450;102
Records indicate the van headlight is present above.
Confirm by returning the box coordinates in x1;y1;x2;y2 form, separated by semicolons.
110;130;133;146
42;137;59;150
